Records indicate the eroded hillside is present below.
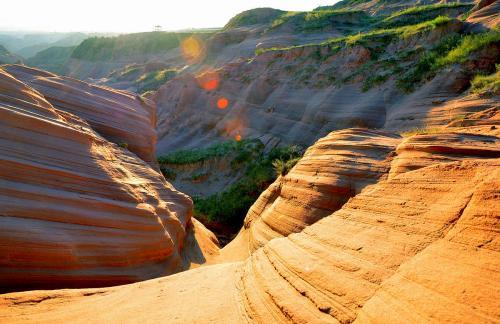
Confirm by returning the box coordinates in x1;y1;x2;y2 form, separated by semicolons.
0;0;499;322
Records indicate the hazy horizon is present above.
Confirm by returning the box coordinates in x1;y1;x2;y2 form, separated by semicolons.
1;0;340;33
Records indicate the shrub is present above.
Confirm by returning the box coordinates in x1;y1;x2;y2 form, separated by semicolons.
192;144;303;225
272;157;301;176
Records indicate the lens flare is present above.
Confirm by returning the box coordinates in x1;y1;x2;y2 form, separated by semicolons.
217;97;229;109
181;36;205;64
196;70;219;91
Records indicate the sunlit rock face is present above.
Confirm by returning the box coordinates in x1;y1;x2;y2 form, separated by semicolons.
1;158;498;323
0;67;202;291
2;64;158;166
219;128;402;261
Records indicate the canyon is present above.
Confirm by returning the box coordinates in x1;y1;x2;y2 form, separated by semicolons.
0;0;499;323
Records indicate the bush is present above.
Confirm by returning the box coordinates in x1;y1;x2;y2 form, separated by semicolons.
272;157;301;176
192;144;303;225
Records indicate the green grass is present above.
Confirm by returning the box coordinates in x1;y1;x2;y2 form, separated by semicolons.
224;8;285;29
436;30;500;66
471;65;500;96
192;144;303;225
157;139;260;165
256;16;453;56
379;3;473;28
136;69;178;93
397;30;500;92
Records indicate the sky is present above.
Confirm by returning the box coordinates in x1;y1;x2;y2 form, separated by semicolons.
0;0;340;33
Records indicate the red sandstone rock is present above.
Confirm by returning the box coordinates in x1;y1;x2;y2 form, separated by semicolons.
0;67;211;291
2;64;158;165
1;159;498;323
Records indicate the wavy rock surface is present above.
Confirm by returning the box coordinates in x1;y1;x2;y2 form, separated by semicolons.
0;67;198;291
2;64;157;165
390;131;500;179
1;159;498;323
220;128;401;261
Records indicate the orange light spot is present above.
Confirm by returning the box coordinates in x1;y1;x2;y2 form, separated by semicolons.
217;97;229;109
203;78;218;91
196;70;219;91
235;134;242;142
181;36;205;64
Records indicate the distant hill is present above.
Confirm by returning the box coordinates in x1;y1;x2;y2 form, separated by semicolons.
0;45;21;64
0;32;108;59
71;31;215;62
223;8;285;29
26;46;75;74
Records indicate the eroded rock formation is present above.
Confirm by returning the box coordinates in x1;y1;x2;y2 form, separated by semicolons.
2;64;157;165
0;67;214;291
1;158;498;323
220;128;401;261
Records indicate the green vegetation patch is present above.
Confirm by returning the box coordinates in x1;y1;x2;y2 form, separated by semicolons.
224;8;285;29
269;9;372;32
256;16;453;56
158;139;260;165
136;68;178;93
192;144;303;225
378;3;473;28
471;65;500;96
397;30;500;92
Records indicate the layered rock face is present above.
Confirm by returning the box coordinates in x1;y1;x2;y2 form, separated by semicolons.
468;0;500;29
2;158;498;323
220;128;401;261
154;20;498;154
0;67;210;291
1;64;157;165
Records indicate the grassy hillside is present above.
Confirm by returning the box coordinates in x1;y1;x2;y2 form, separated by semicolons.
0;45;21;64
26;46;75;74
224;8;285;29
72;31;214;62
